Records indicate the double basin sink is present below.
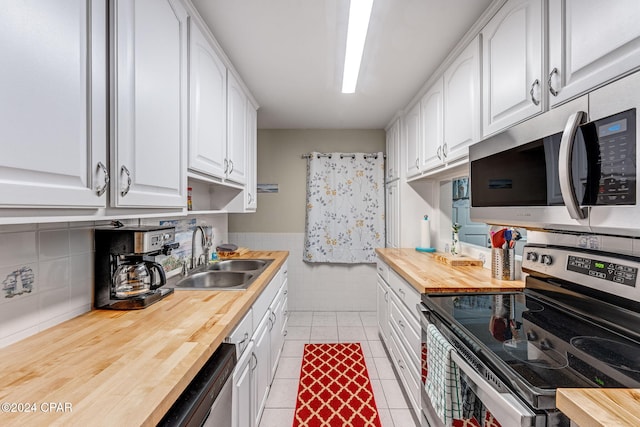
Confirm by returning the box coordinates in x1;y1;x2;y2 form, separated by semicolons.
172;259;273;291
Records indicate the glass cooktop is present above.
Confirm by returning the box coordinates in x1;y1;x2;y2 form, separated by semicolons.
425;288;640;391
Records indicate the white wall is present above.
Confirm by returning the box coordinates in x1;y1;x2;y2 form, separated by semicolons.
229;232;376;311
229;129;385;311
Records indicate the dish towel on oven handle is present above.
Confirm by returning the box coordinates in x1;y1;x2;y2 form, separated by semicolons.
426;323;463;426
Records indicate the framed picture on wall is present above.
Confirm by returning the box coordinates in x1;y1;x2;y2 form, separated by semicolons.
452;177;469;200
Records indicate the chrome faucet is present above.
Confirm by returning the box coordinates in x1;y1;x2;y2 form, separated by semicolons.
191;226;208;269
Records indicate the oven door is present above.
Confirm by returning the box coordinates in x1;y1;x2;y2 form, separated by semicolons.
419;305;542;427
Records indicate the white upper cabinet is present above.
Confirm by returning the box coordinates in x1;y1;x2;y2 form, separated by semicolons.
404;102;422;178
482;0;543;137
385;119;400;182
548;0;640;106
245;101;258;210
111;0;187;208
0;0;107;208
188;20;227;179
227;72;248;185
420;78;444;171
443;36;481;163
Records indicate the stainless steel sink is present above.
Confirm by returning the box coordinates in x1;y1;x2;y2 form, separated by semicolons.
173;271;255;290
171;258;273;291
205;259;269;271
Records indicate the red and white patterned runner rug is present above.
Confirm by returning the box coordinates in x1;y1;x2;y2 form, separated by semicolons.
293;343;382;427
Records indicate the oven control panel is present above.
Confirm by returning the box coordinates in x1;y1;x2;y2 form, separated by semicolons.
522;245;640;303
567;255;637;287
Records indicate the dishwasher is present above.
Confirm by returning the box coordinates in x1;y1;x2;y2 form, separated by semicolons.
159;343;237;427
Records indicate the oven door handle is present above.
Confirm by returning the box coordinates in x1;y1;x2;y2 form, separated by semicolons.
450;351;538;427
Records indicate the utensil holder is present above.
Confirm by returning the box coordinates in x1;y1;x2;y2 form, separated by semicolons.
492;248;515;280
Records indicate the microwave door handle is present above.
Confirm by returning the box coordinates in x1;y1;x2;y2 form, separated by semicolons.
559;111;588;220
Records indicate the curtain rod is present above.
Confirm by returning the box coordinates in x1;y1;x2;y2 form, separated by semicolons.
301;153;385;159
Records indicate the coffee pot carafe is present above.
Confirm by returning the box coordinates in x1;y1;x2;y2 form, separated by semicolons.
112;260;166;299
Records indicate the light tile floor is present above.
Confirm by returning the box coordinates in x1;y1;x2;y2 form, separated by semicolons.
258;311;420;427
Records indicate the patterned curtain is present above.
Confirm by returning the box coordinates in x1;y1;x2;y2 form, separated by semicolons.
303;152;385;263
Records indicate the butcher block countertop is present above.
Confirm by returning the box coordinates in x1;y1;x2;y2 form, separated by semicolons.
557;388;640;427
375;248;525;293
0;250;288;427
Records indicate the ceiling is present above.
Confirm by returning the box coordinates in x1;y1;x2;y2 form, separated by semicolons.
192;0;493;130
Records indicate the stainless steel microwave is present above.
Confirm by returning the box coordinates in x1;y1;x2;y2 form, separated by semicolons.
470;71;640;236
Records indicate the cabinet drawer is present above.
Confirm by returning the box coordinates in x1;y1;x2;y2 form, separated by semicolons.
376;259;389;283
389;292;421;370
388;269;420;318
226;308;253;357
253;267;283;322
388;323;421;415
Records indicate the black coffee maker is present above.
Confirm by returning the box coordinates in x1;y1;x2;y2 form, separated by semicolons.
95;225;179;309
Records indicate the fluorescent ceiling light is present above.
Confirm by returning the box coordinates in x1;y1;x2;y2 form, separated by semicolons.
341;0;374;94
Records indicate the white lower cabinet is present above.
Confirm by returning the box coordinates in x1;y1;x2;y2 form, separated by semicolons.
376;257;422;420
229;262;288;427
377;276;390;342
270;279;288;380
232;340;254;427
252;311;271;426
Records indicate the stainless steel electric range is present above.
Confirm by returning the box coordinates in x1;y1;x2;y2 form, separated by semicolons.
420;244;640;427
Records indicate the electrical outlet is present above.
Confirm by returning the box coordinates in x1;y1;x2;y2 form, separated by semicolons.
444;243;450;253
578;235;601;250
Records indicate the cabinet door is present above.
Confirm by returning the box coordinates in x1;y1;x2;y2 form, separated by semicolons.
232;341;255;427
270;282;287;381
112;0;187;207
404;102;422;178
245;101;258;210
548;0;640;107
482;0;543;137
385;181;400;248
188;21;227;179
227;73;247;184
420;78;444;171
385;119;400;182
443;36;481;163
253;311;271;427
377;277;390;343
0;0;107;208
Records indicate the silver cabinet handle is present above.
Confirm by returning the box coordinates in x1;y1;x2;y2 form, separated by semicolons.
398;288;405;296
239;332;249;345
442;143;448;158
250;352;258;371
223;158;229;174
398;319;405;329
248;193;253;204
436;146;442;160
415;157;419;170
530;79;540;106
548;67;559;97
96;161;109;196
228;159;234;175
120;165;131;197
284;290;288;295
559;111;588;220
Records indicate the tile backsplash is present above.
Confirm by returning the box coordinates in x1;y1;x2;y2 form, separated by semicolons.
0;214;228;349
0;223;94;348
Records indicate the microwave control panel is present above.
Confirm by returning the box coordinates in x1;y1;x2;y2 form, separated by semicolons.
567;254;637;287
593;108;636;205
